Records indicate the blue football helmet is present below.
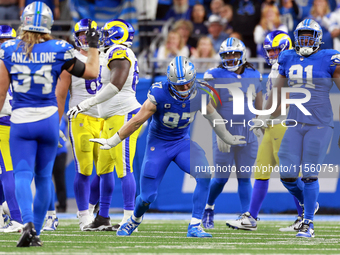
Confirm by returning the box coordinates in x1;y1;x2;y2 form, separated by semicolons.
73;18;98;51
21;1;54;34
167;56;197;100
263;30;292;65
294;19;323;56
219;37;247;71
0;25;16;45
101;19;134;48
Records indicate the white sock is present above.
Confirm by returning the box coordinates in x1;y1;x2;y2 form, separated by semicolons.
79;210;89;217
132;214;143;223
89;204;95;214
47;210;56;217
205;204;214;210
121;210;133;224
0;204;3;215
190;217;201;225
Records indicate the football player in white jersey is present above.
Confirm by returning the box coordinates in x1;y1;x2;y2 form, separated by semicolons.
67;19;141;231
56;18;105;231
0;25;24;233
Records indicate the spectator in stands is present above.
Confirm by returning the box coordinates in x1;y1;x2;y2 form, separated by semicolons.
190;36;220;72
191;3;208;37
0;0;19;20
173;19;196;49
308;0;333;49
219;4;233;34
231;0;261;57
209;0;224;16
205;14;229;53
164;0;193;21
329;2;340;51
254;4;288;57
156;30;189;71
19;0;60;19
279;0;300;40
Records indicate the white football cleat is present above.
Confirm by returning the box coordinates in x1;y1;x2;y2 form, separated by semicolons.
77;212;94;231
279;216;302;232
0;220;24;233
226;212;257;231
43;216;59;231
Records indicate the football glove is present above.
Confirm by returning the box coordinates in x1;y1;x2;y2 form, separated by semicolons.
86;19;100;48
67;97;96;119
90;132;122;150
217;135;230;153
58;130;67;148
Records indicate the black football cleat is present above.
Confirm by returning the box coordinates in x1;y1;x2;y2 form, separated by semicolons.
30;236;43;247
83;214;113;231
17;222;36;247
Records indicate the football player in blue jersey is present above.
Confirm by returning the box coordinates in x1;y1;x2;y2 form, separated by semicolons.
0;1;99;247
0;25;24;233
230;31;305;231
201;38;263;229
90;56;246;237
264;19;340;238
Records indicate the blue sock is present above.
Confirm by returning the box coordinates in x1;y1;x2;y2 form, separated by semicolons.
34;174;52;235
89;175;100;205
48;181;56;211
248;179;268;218
1;170;22;223
99;172;114;218
238;178;252;213
192;178;210;219
281;178;304;204
293;196;303;217
303;180;319;221
74;172;90;211
120;171;136;210
14;170;34;225
207;178;228;206
134;195;150;218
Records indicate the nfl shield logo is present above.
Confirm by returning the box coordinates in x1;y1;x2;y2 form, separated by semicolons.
182;103;186;108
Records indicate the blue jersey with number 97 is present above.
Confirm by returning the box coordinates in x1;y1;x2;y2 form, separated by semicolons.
278;49;339;127
147;81;209;141
0;39;75;110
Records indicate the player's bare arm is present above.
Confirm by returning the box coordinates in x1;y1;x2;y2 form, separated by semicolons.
90;99;156;149
265;74;287;117
56;70;72;120
0;60;10;112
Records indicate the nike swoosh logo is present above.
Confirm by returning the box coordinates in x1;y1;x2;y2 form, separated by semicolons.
109;127;114;130
317;127;324;129
240;222;256;227
274;138;278;140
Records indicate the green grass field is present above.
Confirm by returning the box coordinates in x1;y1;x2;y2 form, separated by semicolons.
1;219;340;254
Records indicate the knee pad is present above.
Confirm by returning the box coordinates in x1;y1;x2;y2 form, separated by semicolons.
301;177;318;183
142;193;157;204
281;178;298;183
214;178;229;185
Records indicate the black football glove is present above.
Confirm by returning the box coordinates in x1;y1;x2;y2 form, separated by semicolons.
86;19;99;48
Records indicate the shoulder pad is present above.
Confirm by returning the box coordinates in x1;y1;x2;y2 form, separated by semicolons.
331;54;340;66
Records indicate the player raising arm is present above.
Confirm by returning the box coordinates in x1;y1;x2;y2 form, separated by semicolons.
91;56;246;238
0;1;99;247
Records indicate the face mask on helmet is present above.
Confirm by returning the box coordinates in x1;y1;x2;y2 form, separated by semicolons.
101;19;134;48
167;56;197;100
219;37;246;72
294;19;323;56
73;19;98;51
263;30;292;65
0;25;16;46
21;1;54;34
